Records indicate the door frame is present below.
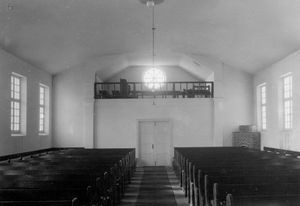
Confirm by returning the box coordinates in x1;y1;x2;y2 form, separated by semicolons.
137;118;173;167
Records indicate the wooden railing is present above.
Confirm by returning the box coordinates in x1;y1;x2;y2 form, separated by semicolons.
94;81;214;99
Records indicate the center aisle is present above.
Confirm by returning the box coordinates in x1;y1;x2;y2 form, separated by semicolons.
120;166;189;206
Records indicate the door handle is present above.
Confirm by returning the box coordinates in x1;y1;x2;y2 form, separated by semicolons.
152;144;154;149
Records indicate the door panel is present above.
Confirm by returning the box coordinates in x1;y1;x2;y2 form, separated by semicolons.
139;121;155;166
139;120;171;166
154;121;171;166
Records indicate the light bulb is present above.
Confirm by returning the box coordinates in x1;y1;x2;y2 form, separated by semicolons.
146;0;155;8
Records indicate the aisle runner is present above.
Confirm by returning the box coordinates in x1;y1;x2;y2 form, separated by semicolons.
135;166;177;206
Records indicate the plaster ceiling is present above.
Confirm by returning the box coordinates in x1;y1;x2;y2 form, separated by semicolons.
1;0;300;74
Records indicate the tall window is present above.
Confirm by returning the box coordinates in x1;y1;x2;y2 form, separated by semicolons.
39;85;46;133
39;84;49;134
282;74;293;130
258;83;267;130
11;74;21;133
11;73;26;135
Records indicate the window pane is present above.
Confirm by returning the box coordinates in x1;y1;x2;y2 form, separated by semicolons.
282;75;293;130
15;92;20;100
15;102;20;109
11;79;14;98
15;84;20;92
261;105;267;130
40;86;45;106
10;74;24;134
283;75;292;99
15;124;19;131
15;77;20;85
39;85;48;134
284;100;292;129
259;84;267;130
40;86;45;94
11;76;21;101
40;97;44;105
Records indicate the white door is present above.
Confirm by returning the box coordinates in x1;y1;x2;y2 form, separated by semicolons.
139;120;171;166
139;121;155;166
154;121;171;166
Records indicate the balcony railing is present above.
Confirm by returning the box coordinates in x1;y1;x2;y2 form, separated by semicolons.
94;81;214;99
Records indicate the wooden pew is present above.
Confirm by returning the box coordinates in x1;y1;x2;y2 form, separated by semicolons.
0;198;79;206
174;147;300;206
264;147;300;158
0;148;136;206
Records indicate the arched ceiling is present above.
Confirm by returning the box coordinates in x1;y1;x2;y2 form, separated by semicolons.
0;0;300;75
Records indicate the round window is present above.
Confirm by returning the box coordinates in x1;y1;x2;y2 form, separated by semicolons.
143;68;166;90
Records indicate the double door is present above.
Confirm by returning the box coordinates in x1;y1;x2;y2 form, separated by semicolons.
139;120;171;166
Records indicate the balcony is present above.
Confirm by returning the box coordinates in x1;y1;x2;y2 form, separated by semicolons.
94;80;214;99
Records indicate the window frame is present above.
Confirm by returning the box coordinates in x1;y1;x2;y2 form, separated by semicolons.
38;83;49;135
39;85;46;134
260;83;267;131
257;83;267;131
10;74;22;134
282;73;293;130
10;72;26;136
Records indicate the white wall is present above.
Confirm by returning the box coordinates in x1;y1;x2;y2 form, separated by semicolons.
52;65;95;148
222;65;254;146
0;48;52;156
95;99;213;151
254;50;300;151
190;55;254;146
107;65;202;82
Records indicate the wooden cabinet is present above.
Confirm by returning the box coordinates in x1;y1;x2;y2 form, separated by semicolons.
233;132;261;150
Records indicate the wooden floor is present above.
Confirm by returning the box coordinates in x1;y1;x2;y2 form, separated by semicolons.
120;166;189;206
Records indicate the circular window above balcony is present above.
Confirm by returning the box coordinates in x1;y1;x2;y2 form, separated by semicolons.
143;68;166;90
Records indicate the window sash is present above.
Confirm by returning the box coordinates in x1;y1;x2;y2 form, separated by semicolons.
10;75;22;133
39;85;46;133
39;106;45;133
283;99;292;129
259;84;267;130
261;105;267;130
282;75;293;130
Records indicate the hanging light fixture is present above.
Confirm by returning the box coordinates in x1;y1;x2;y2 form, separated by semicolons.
146;0;155;7
141;0;166;90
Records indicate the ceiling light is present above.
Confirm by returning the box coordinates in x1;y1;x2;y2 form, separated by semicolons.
146;0;155;8
139;0;164;6
140;0;165;90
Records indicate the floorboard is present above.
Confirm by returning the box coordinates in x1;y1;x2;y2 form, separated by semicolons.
120;166;188;206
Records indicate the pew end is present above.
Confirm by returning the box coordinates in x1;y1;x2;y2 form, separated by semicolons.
197;169;204;206
226;194;233;206
72;197;79;206
213;183;218;206
204;174;210;206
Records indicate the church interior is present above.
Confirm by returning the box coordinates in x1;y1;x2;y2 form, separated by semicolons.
1;0;300;205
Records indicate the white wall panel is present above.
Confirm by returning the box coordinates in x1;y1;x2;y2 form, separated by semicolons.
0;48;52;156
254;50;300;151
